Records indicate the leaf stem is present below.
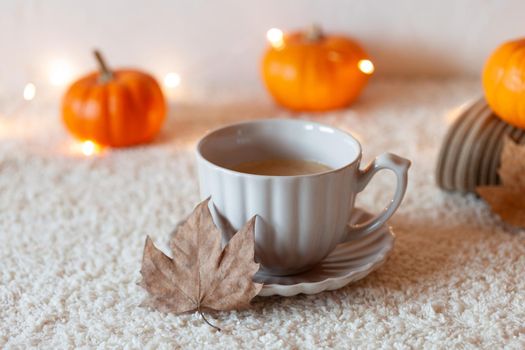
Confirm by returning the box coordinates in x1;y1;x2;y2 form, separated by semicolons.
198;307;221;332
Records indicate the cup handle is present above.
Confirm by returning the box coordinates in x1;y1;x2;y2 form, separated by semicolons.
347;153;411;238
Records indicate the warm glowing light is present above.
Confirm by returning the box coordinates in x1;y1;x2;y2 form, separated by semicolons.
358;59;375;75
49;60;74;86
267;28;284;49
164;72;181;88
81;140;101;156
23;83;36;101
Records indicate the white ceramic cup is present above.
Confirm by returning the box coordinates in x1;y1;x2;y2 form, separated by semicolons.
196;119;410;275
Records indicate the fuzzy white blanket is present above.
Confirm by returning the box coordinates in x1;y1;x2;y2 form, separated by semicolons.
1;79;524;349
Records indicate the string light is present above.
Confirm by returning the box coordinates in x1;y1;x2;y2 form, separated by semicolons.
164;72;181;89
81;140;101;156
49;59;74;86
23;83;36;101
358;59;375;75
267;28;284;49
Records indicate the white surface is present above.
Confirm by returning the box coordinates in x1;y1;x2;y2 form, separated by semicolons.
255;208;395;297
1;78;525;348
3;0;525;94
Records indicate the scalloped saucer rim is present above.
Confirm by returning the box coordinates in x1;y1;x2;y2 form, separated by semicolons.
255;207;396;297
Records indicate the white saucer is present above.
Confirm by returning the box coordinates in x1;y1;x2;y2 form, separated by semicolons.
254;208;395;297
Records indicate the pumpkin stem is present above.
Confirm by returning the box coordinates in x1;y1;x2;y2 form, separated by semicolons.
93;49;113;83
305;24;324;42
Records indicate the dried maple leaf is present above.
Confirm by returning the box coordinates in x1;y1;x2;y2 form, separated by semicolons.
139;199;262;330
476;136;525;228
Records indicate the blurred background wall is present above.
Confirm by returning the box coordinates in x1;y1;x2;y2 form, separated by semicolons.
2;0;524;96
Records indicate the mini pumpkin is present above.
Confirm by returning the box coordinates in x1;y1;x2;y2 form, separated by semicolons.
261;25;373;111
483;38;525;129
62;50;166;147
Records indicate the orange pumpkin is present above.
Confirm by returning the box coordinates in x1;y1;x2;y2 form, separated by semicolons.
261;25;373;111
62;50;166;147
483;38;525;129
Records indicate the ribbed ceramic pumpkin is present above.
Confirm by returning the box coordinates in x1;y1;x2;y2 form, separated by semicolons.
261;25;373;112
62;50;166;147
482;38;525;129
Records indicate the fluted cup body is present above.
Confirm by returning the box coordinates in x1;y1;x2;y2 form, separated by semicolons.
196;119;410;275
